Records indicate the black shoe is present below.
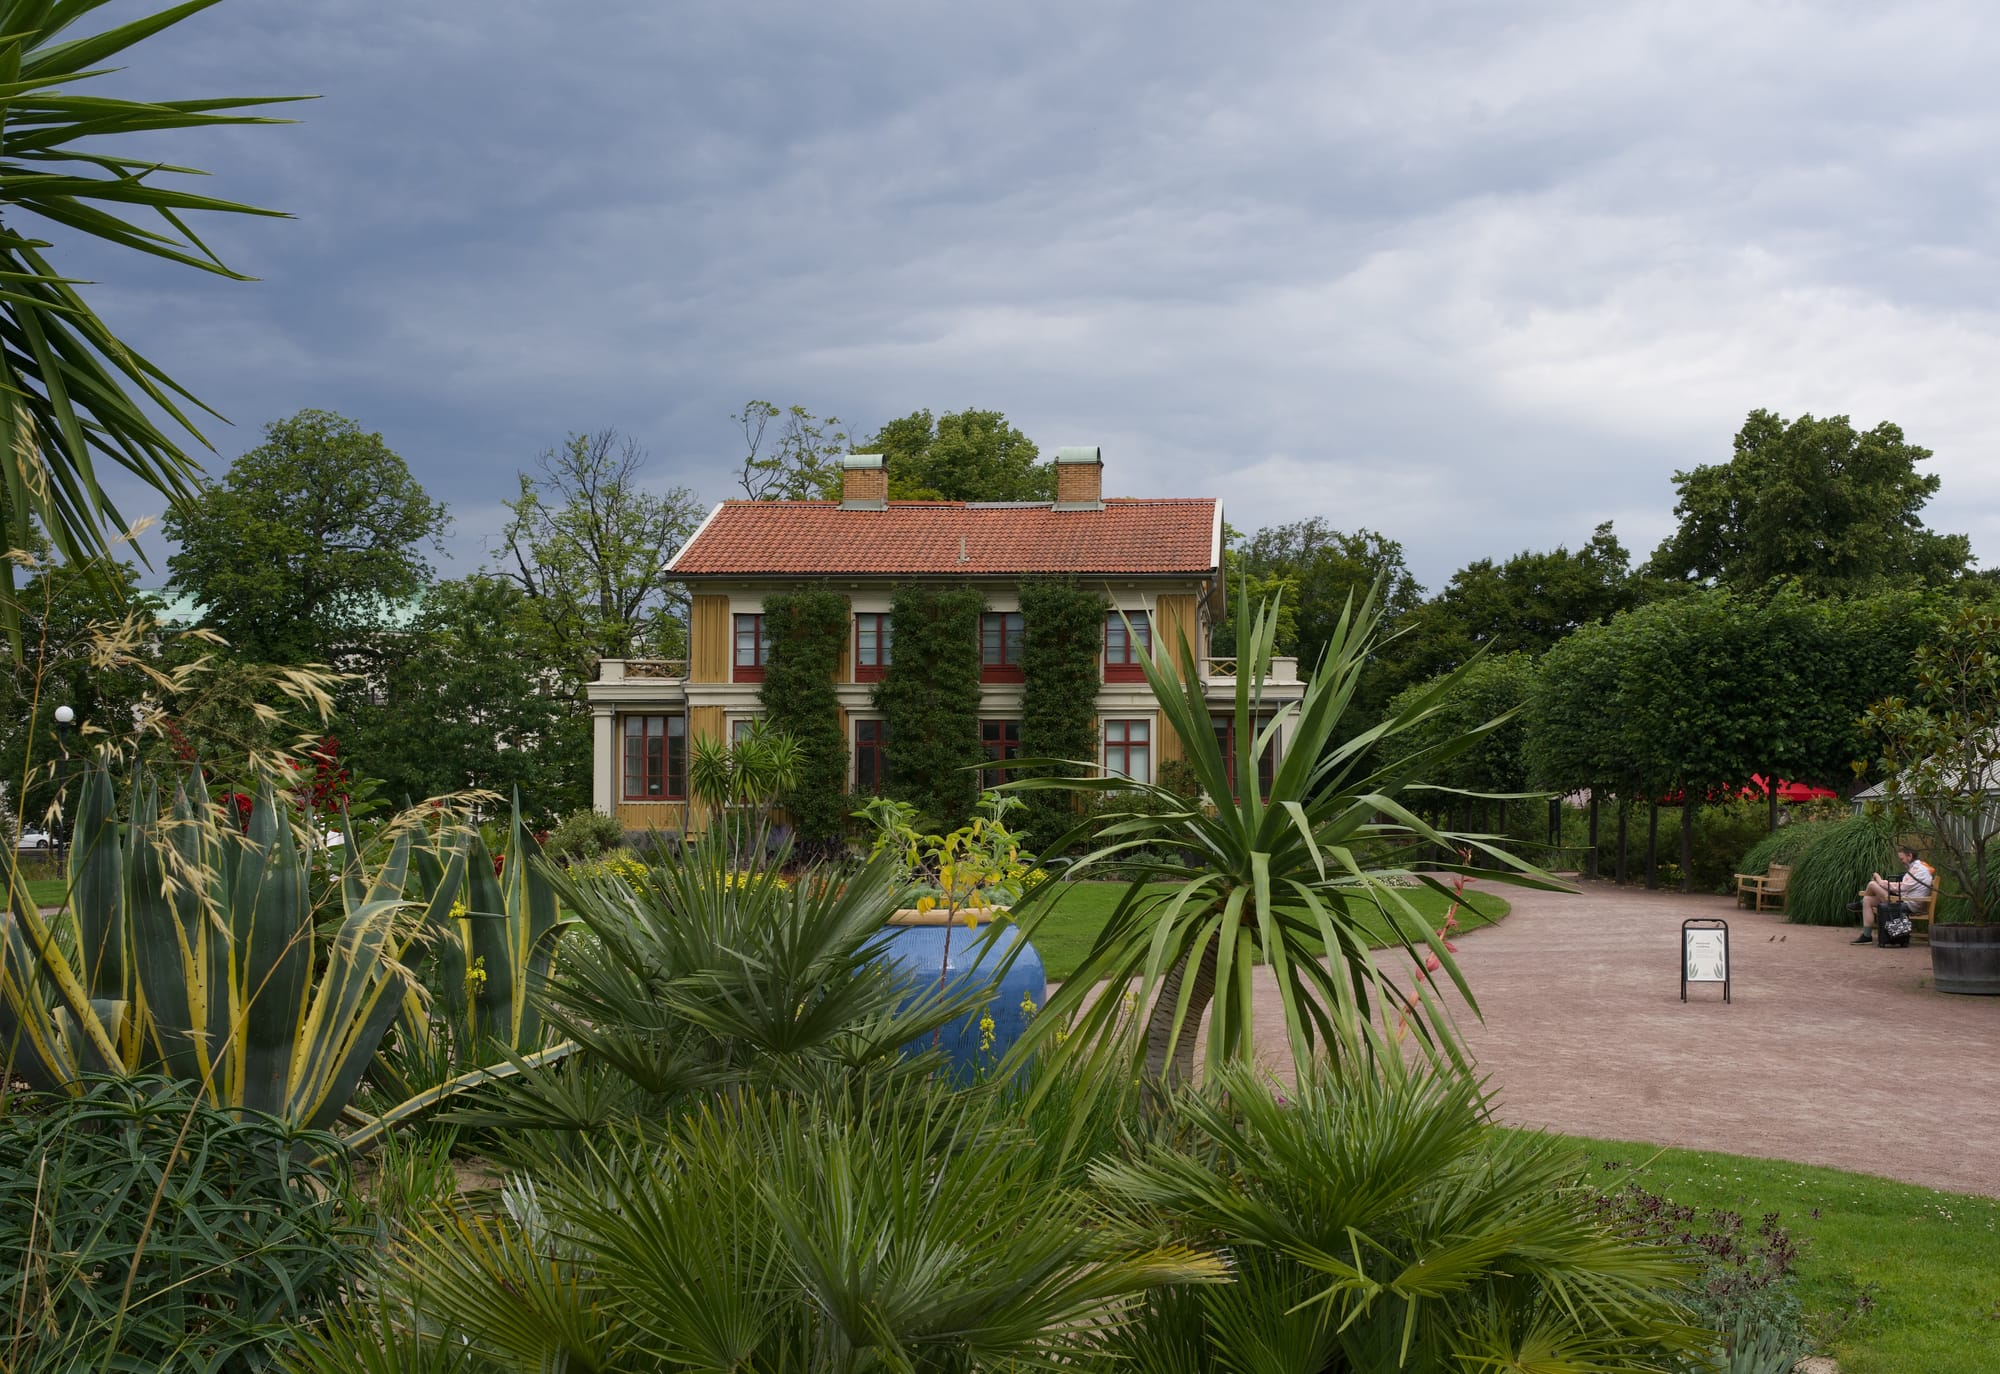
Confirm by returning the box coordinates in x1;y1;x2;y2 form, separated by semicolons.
1851;931;1873;944
1846;900;1864;912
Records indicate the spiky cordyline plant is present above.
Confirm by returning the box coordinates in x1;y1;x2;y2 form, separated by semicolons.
1008;584;1561;1087
0;0;304;648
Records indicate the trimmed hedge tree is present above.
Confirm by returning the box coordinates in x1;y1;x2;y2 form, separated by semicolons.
761;588;850;844
1018;578;1106;854
874;585;986;827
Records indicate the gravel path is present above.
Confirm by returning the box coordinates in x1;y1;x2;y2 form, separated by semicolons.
1351;882;2000;1198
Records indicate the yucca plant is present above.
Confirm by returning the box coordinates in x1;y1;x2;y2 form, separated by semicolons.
291;1079;1222;1373
0;0;302;648
1008;585;1558;1087
0;760;559;1141
1088;1058;1703;1374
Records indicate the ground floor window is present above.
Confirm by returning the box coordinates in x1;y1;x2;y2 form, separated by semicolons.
981;719;1022;788
622;714;686;799
1103;718;1152;785
855;719;888;793
1212;714;1276;799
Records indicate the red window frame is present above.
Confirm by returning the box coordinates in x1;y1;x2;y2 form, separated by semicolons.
855;719;888;794
981;719;1022;788
622;714;686;800
1104;611;1151;682
1103;718;1151;784
733;613;769;683
980;612;1025;683
855;613;892;683
1212;714;1276;800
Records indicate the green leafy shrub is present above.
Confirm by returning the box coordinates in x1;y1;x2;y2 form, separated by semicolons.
0;1076;361;1371
1018;578;1105;853
1786;812;1894;926
876;584;986;827
543;806;625;863
761;587;851;845
1737;820;1837;878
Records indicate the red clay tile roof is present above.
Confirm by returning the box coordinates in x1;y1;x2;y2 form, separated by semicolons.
669;498;1220;577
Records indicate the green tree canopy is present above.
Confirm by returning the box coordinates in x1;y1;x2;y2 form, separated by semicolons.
870;409;1053;501
345;576;585;813
163;410;446;665
733;400;854;500
494;429;705;690
1399;522;1642;681
1648;409;1971;593
1389;652;1537;797
1215;521;1422;715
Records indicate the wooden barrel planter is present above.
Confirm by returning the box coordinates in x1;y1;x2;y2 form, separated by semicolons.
1931;924;2000;996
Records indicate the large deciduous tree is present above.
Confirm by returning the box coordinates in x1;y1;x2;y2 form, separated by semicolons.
1400;522;1642;681
164;409;447;665
347;576;586;813
494;430;705;688
870;409;1054;501
733;400;854;501
1648;409;1970;593
0;0;298;652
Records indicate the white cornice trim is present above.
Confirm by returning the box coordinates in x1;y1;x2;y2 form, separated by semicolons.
666;502;726;574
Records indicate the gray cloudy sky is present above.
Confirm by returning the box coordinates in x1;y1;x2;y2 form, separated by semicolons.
83;0;2000;588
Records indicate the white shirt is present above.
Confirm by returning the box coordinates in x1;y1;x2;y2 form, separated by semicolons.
1899;859;1935;898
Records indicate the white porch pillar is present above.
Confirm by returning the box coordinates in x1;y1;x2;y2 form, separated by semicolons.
592;707;616;814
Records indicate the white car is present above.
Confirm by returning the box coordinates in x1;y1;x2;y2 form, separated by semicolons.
15;826;53;851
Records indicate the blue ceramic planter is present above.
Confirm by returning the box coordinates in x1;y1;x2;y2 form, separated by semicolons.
880;918;1047;1080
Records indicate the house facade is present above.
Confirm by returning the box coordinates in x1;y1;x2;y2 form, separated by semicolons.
587;447;1304;833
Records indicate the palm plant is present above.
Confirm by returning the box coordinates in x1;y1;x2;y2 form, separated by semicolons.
459;834;989;1128
1009;586;1557;1087
1089;1058;1702;1374
291;1079;1221;1373
0;0;301;644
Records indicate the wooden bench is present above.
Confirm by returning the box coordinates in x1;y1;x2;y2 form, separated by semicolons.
1734;863;1790;912
1903;889;1937;944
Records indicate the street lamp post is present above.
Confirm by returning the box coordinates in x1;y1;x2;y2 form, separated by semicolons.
52;704;74;871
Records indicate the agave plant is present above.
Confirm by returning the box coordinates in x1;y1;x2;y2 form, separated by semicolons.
381;795;568;1097
1088;1058;1702;1374
1008;585;1559;1087
292;1079;1221;1373
0;0;302;646
0;760;558;1140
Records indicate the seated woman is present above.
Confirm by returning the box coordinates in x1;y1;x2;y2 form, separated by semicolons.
1850;845;1934;944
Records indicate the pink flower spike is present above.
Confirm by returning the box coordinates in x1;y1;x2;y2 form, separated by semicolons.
1443;940;1458;953
1423;952;1441;973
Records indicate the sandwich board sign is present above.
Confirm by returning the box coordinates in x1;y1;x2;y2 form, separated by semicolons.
1681;918;1730;1003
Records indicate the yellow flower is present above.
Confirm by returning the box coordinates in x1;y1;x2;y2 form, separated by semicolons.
978;1008;997;1055
1019;989;1038;1021
915;896;936;915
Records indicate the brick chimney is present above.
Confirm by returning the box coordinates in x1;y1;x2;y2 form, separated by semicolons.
1053;446;1103;510
841;453;886;509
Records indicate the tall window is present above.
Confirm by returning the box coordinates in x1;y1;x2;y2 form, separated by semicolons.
1103;718;1151;784
1212;714;1276;799
732;717;758;745
733;613;769;682
980;611;1024;682
855;612;892;682
855;719;888;793
981;719;1022;788
1104;611;1151;682
622;714;686;800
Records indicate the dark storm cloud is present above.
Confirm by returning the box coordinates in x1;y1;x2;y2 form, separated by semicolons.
75;0;2000;587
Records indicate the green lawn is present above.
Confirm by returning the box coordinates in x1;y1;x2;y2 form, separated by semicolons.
1021;880;1510;982
8;876;65;908
1555;1134;2000;1374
